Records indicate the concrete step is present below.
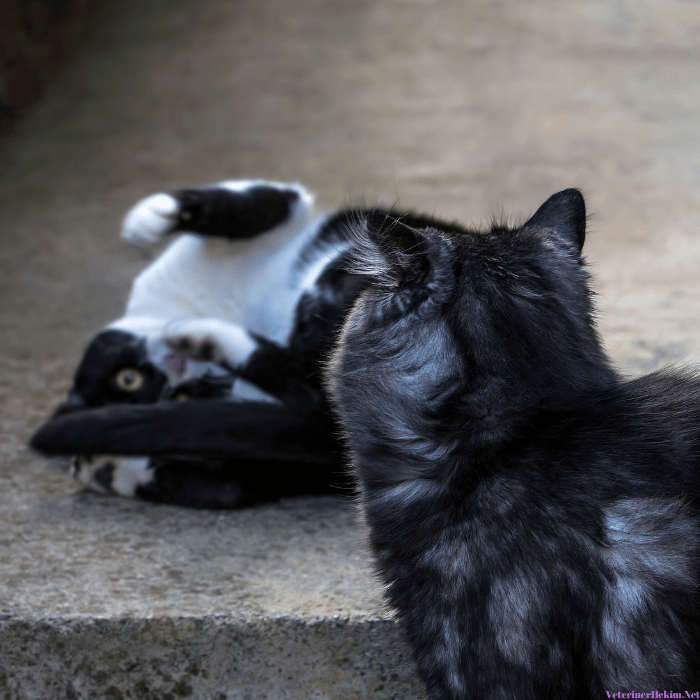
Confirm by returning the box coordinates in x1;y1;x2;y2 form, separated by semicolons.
2;615;417;700
0;455;420;698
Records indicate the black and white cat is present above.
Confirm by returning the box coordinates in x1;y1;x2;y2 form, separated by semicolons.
325;189;700;697
30;180;364;506
31;180;457;508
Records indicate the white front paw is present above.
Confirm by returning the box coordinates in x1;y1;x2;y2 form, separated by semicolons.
121;193;180;249
164;319;257;368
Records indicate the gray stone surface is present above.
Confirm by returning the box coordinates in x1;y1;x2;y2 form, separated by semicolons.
0;474;421;698
1;0;700;697
1;616;416;699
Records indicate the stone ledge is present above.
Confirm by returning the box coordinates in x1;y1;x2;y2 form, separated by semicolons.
0;449;421;700
0;615;420;700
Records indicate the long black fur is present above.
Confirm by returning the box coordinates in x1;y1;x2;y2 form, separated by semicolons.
326;189;700;698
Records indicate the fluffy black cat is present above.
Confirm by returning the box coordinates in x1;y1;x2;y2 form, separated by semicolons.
325;189;700;698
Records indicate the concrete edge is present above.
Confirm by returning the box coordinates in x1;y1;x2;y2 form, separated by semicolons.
0;614;423;700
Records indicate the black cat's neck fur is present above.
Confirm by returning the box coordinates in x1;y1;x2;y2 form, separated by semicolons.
326;189;700;698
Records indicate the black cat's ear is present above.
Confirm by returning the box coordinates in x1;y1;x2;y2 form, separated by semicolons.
523;189;586;253
347;210;432;287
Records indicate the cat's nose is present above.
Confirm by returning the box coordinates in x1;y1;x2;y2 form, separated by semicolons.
52;391;87;417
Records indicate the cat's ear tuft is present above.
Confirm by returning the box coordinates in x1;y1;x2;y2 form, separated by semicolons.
346;210;432;287
523;189;586;253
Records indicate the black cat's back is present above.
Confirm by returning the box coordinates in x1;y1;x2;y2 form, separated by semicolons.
326;190;700;698
356;382;700;698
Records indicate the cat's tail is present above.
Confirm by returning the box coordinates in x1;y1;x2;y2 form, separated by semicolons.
29;398;340;466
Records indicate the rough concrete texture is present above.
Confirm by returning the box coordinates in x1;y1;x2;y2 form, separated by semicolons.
1;0;700;697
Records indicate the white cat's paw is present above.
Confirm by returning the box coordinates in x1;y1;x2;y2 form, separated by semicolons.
164;319;257;368
121;193;180;249
71;455;154;497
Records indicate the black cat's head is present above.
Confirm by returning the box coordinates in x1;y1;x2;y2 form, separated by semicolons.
327;190;615;452
53;329;169;416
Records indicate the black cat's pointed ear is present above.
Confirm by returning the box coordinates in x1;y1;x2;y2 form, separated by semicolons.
523;189;586;253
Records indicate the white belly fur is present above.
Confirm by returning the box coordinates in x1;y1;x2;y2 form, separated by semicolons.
124;208;331;346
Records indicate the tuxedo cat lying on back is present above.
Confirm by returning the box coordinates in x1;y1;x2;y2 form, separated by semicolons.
31;180;363;507
31;180;461;508
326;189;700;698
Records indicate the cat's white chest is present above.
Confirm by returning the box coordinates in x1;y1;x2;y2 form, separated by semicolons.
124;223;321;345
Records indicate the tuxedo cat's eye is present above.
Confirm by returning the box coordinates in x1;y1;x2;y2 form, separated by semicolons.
114;368;144;391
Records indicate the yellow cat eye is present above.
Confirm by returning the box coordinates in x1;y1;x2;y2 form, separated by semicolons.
114;367;144;391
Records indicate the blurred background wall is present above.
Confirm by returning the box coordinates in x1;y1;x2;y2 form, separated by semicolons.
0;0;105;135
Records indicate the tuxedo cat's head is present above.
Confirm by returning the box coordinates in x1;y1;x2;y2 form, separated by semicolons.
327;190;615;452
54;329;169;415
55;327;235;417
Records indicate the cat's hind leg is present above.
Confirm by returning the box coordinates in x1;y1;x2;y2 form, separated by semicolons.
71;454;287;508
71;455;154;497
73;451;349;508
121;181;315;250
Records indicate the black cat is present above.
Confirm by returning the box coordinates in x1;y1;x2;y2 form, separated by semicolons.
325;189;700;698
